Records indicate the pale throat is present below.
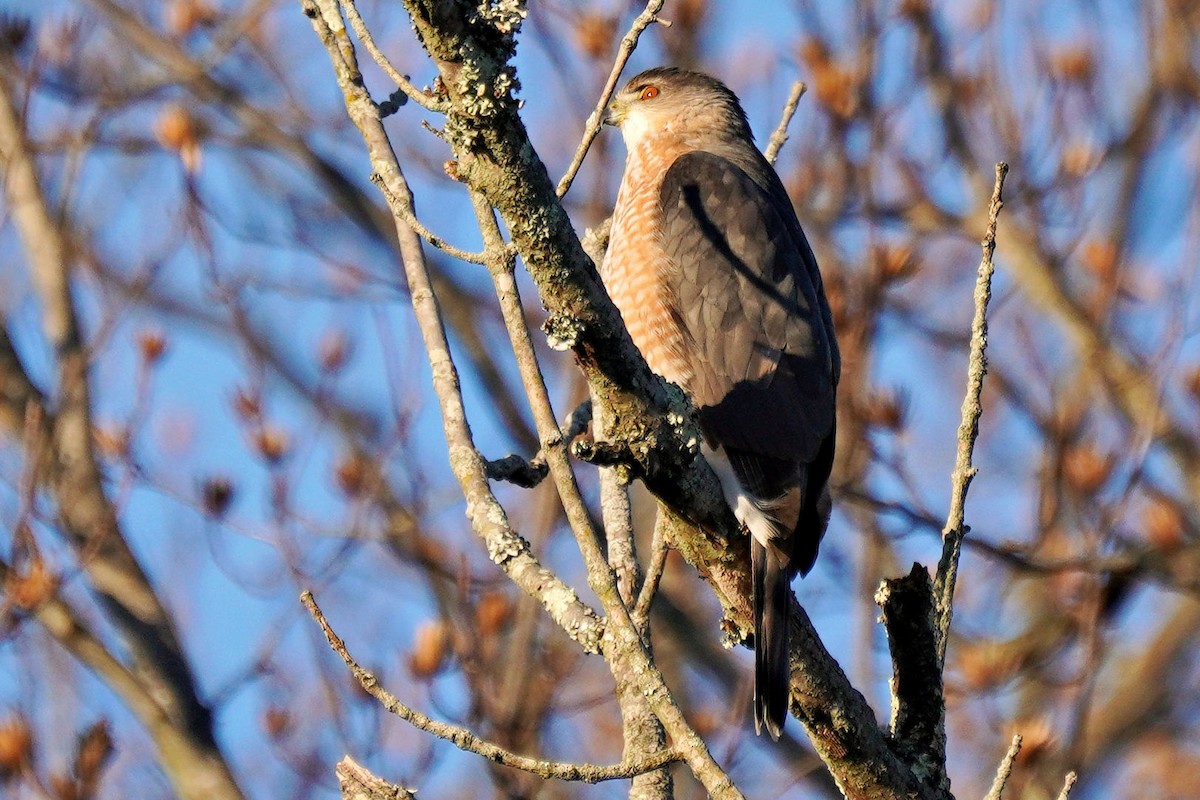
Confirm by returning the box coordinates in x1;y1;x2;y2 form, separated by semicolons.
618;111;661;151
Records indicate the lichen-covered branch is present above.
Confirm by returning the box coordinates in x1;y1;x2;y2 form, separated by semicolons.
876;565;947;796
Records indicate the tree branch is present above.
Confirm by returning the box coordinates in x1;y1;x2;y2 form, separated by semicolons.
764;80;807;165
933;162;1008;665
302;592;681;783
983;735;1022;800
556;0;667;197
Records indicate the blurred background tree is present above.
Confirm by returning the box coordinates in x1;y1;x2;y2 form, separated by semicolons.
1;1;1198;798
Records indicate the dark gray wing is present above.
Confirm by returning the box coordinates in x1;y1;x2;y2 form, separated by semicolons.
658;150;838;466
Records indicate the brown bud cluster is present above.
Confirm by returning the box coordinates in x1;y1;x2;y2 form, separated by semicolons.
475;591;512;636
1050;46;1095;82
6;554;59;609
137;330;168;364
1061;443;1112;494
0;715;32;778
254;427;290;465
155;104;202;174
800;39;861;120
574;13;615;60
335;452;371;498
1143;498;1185;550
201;476;235;518
408;620;450;678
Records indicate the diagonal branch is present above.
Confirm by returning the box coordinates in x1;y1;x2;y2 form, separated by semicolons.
0;65;245;800
556;0;668;198
302;592;681;784
302;5;739;794
299;0;606;655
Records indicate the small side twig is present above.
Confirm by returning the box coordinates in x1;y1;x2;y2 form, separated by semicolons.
556;0;668;197
302;591;681;783
983;734;1022;800
933;161;1008;665
337;0;447;112
369;173;487;264
1056;771;1078;800
484;453;549;488
764;80;807;165
633;514;669;630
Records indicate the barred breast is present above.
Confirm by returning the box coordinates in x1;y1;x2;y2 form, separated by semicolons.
601;135;697;390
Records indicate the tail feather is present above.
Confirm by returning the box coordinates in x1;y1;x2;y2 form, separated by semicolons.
752;538;791;739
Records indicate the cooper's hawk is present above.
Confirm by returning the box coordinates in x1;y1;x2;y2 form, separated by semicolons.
602;67;840;739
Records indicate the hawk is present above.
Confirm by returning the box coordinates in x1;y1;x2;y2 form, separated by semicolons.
602;67;840;739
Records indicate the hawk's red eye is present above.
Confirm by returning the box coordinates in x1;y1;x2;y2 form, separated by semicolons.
639;86;659;100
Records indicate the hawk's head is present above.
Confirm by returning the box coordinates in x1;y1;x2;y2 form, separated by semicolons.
605;66;752;150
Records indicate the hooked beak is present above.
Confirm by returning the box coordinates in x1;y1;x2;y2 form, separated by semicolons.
603;99;627;127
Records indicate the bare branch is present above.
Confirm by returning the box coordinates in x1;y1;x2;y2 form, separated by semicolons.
302;0;607;652
764;80;807;165
337;0;447;112
633;516;669;630
1056;771;1078;800
302;592;681;783
933;162;1008;665
983;735;1022;800
556;0;667;197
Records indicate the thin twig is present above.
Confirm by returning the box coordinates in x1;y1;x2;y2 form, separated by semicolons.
764;80;807;165
336;756;418;800
338;0;447;112
633;514;669;630
301;592;681;783
556;0;667;197
983;734;1022;800
1056;771;1078;800
369;174;487;264
933;161;1008;666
